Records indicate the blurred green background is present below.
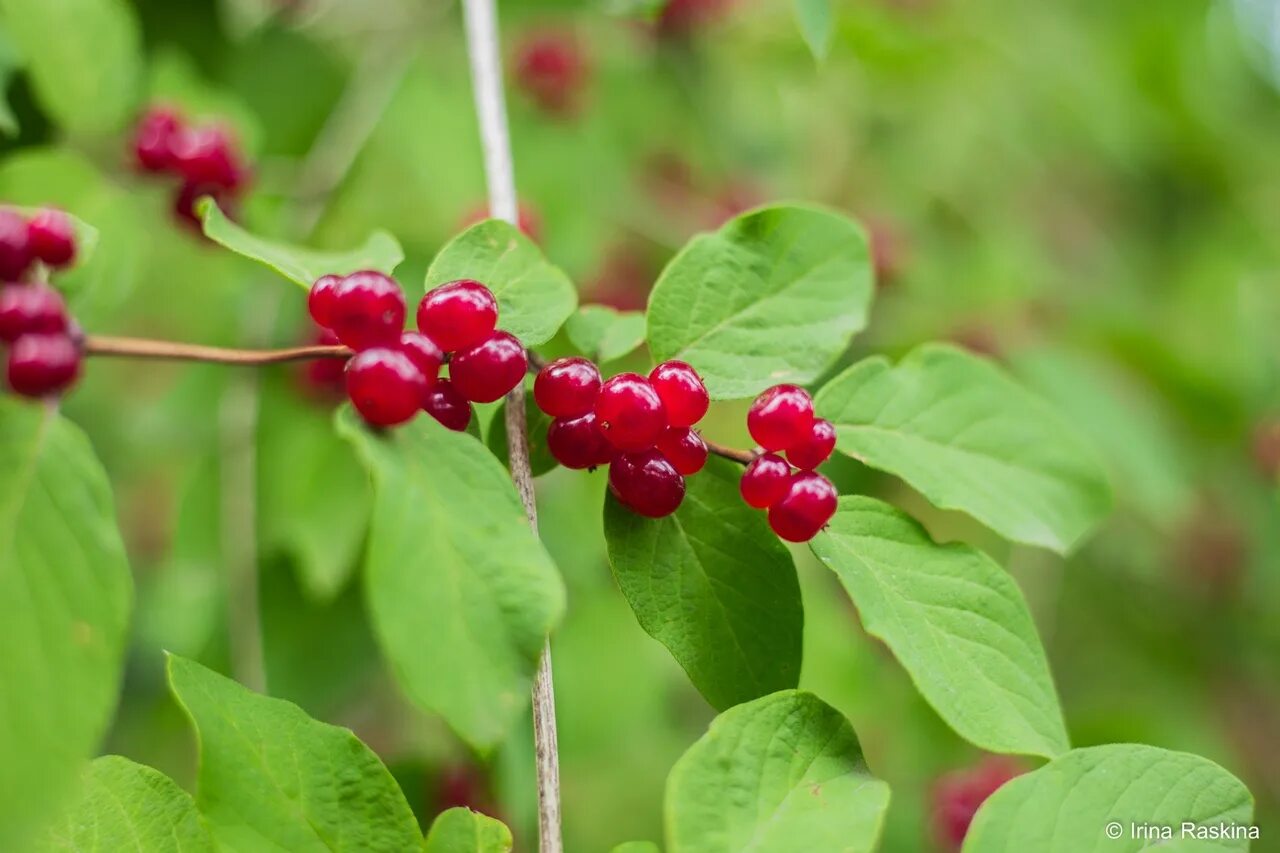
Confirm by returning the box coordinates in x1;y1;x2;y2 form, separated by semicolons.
2;0;1278;849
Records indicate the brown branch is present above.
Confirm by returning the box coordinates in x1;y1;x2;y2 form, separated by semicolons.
84;335;352;365
704;437;757;466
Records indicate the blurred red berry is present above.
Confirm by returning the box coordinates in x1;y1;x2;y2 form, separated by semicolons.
308;274;343;330
514;30;589;116
26;210;77;268
6;333;81;398
171;125;247;191
931;757;1023;851
132;106;185;173
0;209;34;281
298;328;347;400
0;283;68;342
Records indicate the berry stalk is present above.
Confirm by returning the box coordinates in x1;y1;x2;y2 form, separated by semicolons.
83;335;352;365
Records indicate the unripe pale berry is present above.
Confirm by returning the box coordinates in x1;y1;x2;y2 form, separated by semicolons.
547;412;615;470
0;209;33;281
423;378;473;432
739;453;791;509
417;279;499;352
330;271;405;351
449;331;527;403
786;418;836;470
307;274;342;329
767;471;837;542
0;283;68;342
397;331;444;387
609;449;686;518
6;333;81;398
345;348;427;427
534;356;601;417
26;210;77;268
655;426;708;475
595;372;666;452
648;359;708;427
747;384;814;451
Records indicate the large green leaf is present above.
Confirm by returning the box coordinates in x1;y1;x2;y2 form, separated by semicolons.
814;343;1112;553
603;457;802;710
425;219;577;346
0;0;141;135
646;204;872;400
338;408;566;751
423;808;513;852
199;199;404;289
166;655;422;851
566;305;647;363
666;690;890;852
810;497;1068;758
40;756;214;852
0;399;132;849
964;744;1255;852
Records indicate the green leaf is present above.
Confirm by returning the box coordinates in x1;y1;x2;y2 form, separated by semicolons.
338;408;566;751
603;457;802;710
793;0;833;60
40;756;214;852
964;744;1255;852
810;497;1069;758
814;343;1112;553
426;219;577;346
424;808;513;852
666;690;890;852
566;305;647;363
646;204;872;400
166;654;422;851
487;397;558;477
0;0;141;135
199;199;404;288
0;399;132;849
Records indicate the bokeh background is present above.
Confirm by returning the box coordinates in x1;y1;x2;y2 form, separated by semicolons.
2;0;1278;849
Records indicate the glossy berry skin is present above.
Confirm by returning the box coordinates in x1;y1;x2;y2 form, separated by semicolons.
648;360;708;427
786;418;836;470
26;210;77;268
423;378;473;432
417;279;499;352
345;348;427;427
534;356;601;417
449;331;527;403
397;331;444;386
547;412;615;470
0;284;68;342
171;125;246;191
931;758;1022;851
330;271;405;351
655;426;708;475
739;453;792;509
767;472;838;542
609;449;686;518
132;107;184;173
6;333;81;398
307;274;343;329
595;373;666;452
0;209;33;281
747;384;815;451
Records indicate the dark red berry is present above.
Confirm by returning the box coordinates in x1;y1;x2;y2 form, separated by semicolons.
0;209;33;281
595;372;666;452
449;331;527;403
547;412;615;469
739;453;791;509
308;274;342;329
397;331;444;386
26;210;77;268
423;378;473;432
330;271;405;351
0;283;68;342
417;279;499;352
514;30;588;116
931;758;1022;851
786;418;836;470
6;333;81;398
132;106;184;173
767;472;837;542
534;356;601;417
345;348;427;427
171;125;246;191
747;384;815;451
648;360;709;427
609;449;686;518
655;426;707;475
299;328;346;399
171;181;237;233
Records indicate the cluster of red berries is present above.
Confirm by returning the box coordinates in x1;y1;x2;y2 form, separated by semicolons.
534;357;710;518
308;274;526;430
739;385;838;542
0;207;82;398
130;106;250;230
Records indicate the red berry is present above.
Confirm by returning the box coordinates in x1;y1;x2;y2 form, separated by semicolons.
595;372;666;452
931;758;1023;851
6;333;81;398
534;356;601;417
26;210;77;268
767;472;837;542
739;453;791;509
132;106;184;173
397;331;444;386
0;283;68;342
648;360;709;427
171;125;246;191
609;449;686;518
786;418;836;470
417;279;499;352
344;348;427;427
0;209;33;281
747;384;815;451
449;331;527;403
330;271;405;351
655;426;707;475
308;274;342;329
171;181;226;232
547;412;615;469
423;378;473;432
514;30;588;116
298;328;346;399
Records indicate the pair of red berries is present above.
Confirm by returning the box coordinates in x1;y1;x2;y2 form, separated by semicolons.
534;357;710;518
739;384;838;542
308;274;526;429
131;105;250;230
0;207;82;399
